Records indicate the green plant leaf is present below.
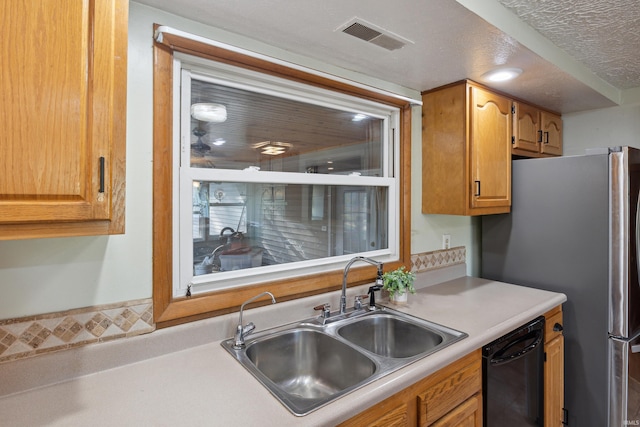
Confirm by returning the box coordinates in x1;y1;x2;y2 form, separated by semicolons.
381;266;416;298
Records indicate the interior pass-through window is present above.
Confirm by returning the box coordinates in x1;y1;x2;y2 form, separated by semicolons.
175;56;400;297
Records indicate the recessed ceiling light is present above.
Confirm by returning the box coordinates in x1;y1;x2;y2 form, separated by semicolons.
482;68;523;82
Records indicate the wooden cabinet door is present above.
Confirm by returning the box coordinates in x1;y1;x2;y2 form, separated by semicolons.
541;111;563;156
513;102;542;153
545;334;565;426
338;394;413;426
469;86;512;210
544;307;565;426
431;394;482;427
367;403;409;427
418;351;482;426
0;0;127;239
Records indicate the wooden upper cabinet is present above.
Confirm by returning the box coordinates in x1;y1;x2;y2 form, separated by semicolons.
513;101;563;157
0;0;128;240
513;102;542;153
541;111;563;156
469;85;512;210
422;81;511;216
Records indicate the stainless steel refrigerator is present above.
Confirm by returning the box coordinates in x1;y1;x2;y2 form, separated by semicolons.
482;146;640;427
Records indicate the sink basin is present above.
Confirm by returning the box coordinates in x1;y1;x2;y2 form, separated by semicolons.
225;328;377;415
246;329;376;403
337;313;444;358
221;306;467;416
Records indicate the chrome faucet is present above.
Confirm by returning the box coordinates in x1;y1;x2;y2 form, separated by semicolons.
232;291;276;349
341;256;383;314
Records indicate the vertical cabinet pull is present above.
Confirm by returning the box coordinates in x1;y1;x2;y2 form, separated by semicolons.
544;131;550;144
474;180;481;196
99;157;105;193
537;130;543;143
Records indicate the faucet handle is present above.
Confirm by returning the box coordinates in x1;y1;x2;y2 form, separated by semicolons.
314;303;331;319
354;294;369;310
242;322;256;336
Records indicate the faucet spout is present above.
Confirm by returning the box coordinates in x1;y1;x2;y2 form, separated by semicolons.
341;256;383;314
233;291;276;349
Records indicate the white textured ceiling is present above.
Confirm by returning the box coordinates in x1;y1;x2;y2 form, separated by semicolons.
497;0;640;90
135;0;640;113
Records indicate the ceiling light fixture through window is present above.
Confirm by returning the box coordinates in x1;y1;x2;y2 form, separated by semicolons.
191;103;228;122
253;141;292;156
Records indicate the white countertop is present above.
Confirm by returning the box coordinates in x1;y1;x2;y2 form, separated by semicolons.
0;273;566;426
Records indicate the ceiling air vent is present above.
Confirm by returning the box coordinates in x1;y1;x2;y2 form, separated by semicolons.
339;18;411;51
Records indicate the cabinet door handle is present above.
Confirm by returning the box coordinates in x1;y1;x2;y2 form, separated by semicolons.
538;130;543;143
99;157;105;194
544;131;549;144
474;180;481;196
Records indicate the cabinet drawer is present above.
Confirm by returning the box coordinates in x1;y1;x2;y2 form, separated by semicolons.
418;357;481;425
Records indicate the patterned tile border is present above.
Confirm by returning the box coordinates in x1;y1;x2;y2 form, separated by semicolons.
0;247;464;364
410;246;466;273
0;298;154;364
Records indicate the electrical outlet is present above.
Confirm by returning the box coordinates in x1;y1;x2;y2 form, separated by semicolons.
442;234;451;249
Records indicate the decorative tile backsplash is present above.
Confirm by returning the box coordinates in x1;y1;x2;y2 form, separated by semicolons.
411;246;466;273
0;299;154;364
0;246;465;364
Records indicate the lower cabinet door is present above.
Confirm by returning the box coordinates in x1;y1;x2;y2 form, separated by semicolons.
432;394;482;427
418;355;481;425
545;335;565;426
369;403;408;427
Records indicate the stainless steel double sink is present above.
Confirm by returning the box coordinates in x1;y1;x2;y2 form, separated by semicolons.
221;306;467;416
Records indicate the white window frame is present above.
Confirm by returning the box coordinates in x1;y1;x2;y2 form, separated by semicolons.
172;54;401;298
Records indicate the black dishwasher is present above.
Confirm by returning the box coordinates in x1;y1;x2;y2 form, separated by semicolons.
483;316;545;426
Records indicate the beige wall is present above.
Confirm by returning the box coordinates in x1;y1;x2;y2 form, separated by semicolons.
1;2;636;321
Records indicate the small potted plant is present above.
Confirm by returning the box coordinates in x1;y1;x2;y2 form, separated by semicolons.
382;266;416;304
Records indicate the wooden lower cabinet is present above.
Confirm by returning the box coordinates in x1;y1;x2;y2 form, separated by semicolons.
365;403;409;427
431;394;482;427
339;350;482;427
544;306;565;426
